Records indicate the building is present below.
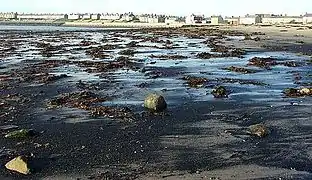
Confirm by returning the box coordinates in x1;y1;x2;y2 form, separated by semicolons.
303;13;312;24
139;14;165;23
165;16;178;24
68;14;82;20
262;15;303;24
81;14;92;20
239;15;261;25
224;16;239;25
120;13;135;21
138;15;148;23
100;13;121;21
17;13;67;20
186;14;204;24
0;12;17;19
91;13;101;20
211;15;223;25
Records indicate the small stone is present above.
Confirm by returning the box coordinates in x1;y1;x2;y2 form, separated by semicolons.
248;124;269;138
5;156;31;175
144;94;167;112
5;129;35;139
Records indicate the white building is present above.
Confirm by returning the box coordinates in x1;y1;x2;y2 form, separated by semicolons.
239;15;261;25
0;12;17;19
100;13;121;20
81;14;92;20
186;14;204;24
211;16;224;25
120;13;135;22
303;13;312;24
262;15;303;24
68;14;82;20
91;14;101;20
139;14;165;23
224;16;239;25
165;16;178;24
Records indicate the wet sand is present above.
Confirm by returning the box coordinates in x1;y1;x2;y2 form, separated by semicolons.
0;25;311;180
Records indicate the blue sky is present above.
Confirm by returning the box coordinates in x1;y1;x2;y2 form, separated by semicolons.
0;0;310;16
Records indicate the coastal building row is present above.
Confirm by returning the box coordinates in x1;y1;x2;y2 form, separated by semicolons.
1;12;311;25
185;13;312;25
237;14;312;25
0;12;182;24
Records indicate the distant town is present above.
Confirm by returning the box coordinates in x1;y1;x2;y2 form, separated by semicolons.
0;12;312;25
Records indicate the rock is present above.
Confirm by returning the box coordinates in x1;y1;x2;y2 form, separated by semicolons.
5;129;35;139
248;124;269;138
284;87;312;97
211;86;228;98
299;88;311;95
144;94;167;112
5;156;31;175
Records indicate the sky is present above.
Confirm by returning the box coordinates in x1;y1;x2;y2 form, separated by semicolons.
0;0;311;16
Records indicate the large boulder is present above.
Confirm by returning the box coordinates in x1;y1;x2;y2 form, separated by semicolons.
144;94;167;112
5;156;31;175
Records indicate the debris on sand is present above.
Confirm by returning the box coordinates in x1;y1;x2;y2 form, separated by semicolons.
79;40;97;46
149;54;188;60
196;52;214;59
37;43;63;57
248;57;278;69
47;91;107;109
119;49;137;56
281;61;304;67
144;94;167;112
86;47;110;59
182;76;208;88
248;124;269;138
196;49;246;59
48;91;134;120
283;87;312;97
219;78;267;86
211;86;229;98
224;66;258;74
230;48;246;57
5;156;31;175
5;129;36;139
210;44;229;53
126;41;140;47
76;58;141;73
89;106;133;120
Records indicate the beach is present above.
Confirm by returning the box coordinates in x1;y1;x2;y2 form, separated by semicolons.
0;25;311;180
